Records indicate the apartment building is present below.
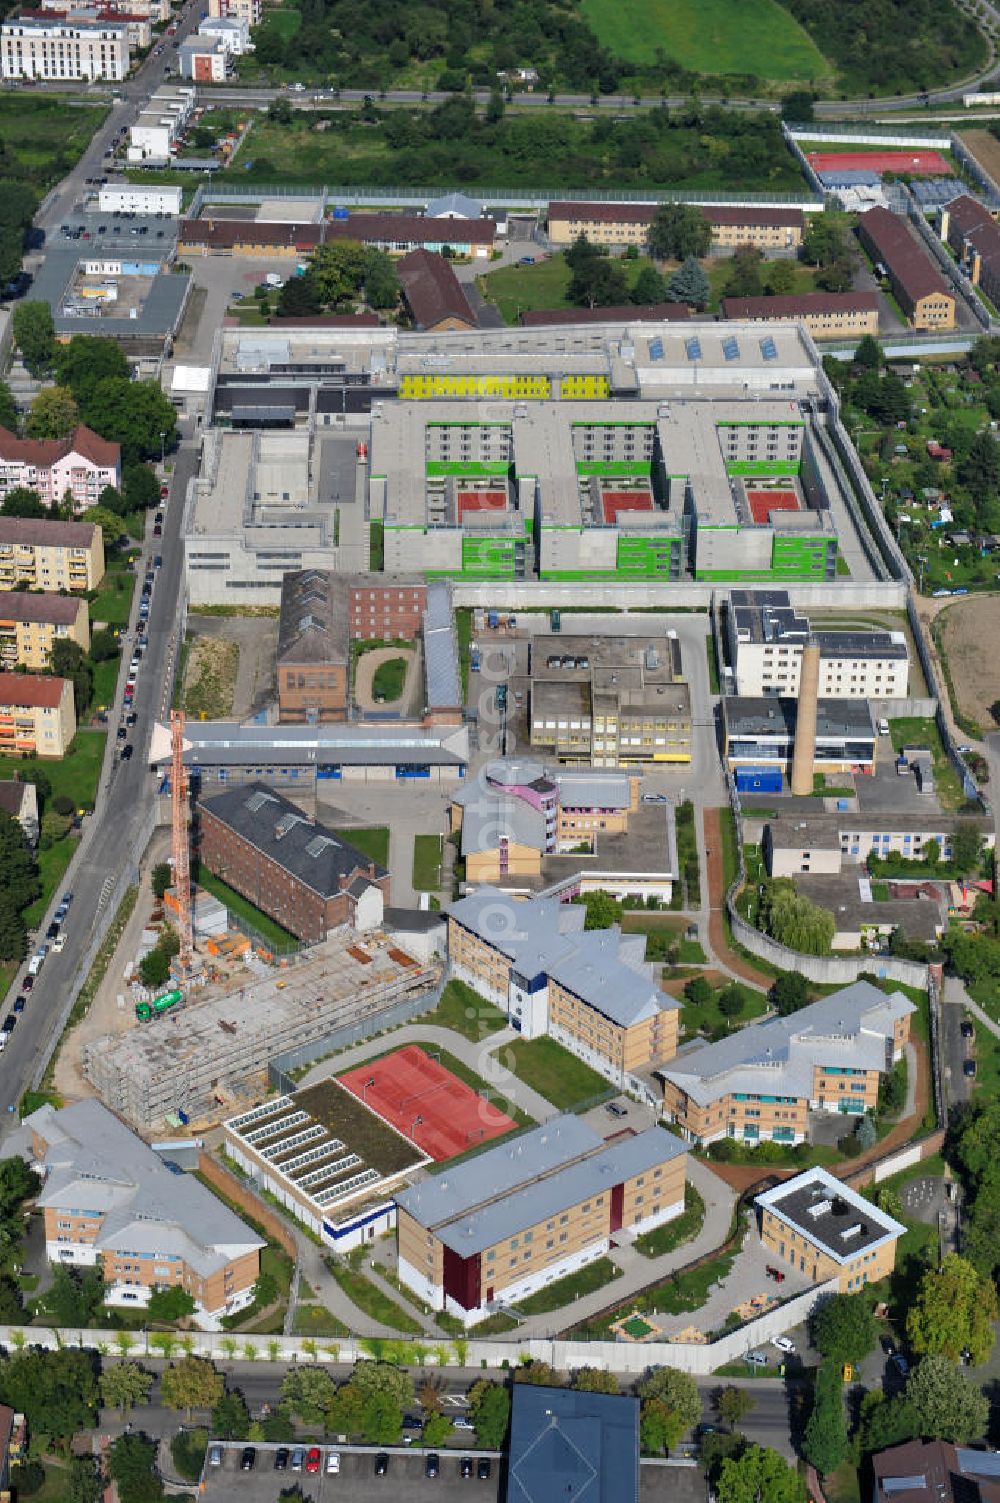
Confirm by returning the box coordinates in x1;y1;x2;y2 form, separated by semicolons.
0;517;105;592
0;426;120;511
659;979;914;1145
529;633;691;767
762;811;993;878
93;0;168;24
178;33;230;79
33;0;149;48
720;291;879;341
1;8;128;79
726;589;910;698
545;202;804;254
127;84;195;162
756;1168;905;1292
207;0;260;27
447;886;680;1086
197;13;249;51
395;1114;688;1324
858;207;955;330
0;672;75;758
199;783;390;942
0;591;89;671
943;193;1000;310
27;1099;263;1320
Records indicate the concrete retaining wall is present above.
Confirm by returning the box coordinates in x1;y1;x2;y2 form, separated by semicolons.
196;1151;298;1260
447;581;909;611
788;126;952;148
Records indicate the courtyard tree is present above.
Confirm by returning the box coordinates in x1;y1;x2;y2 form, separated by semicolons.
25;386;78;440
159;1355;224;1421
280;1366;336;1426
907;1253;998;1366
12;301;54;377
637;1366;701;1454
905;1355;989;1443
716;1443;804;1503
665;256;710;308
810;1291;878;1366
99;1361;153;1418
802;1359;848;1476
648;203;712;262
467;1380;510;1449
771;972;809;1016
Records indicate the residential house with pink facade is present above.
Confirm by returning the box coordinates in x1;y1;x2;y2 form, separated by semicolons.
0;426;120;511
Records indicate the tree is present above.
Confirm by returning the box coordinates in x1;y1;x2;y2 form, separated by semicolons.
25;386;78;440
422;1411;453;1445
277;274;322;318
802;1359;848;1476
810;1292;878;1366
99;1361;153;1416
637;1367;701;1454
771;972;809;1016
48;637;92;717
139;947;171;989
725;247;764;299
89;628;119;665
780;90;814;121
65;1456;104;1503
107;1433;162;1503
468;1380;510;1449
905;1355;989;1443
0;1348;100;1441
360;1388;405;1444
631;265;666;305
577;889;622;930
802;217;847;269
761;881;835;956
44;1263;105;1327
122;463;160;513
146;1285;195;1323
363;248;400;311
716;1385;754;1431
514;1360;561;1387
684;975;713;1007
854;334;883;370
565;236;627;308
281;1366;336;1426
959;430;1000;508
855;1113;877;1150
212;1386;250;1440
665;256;710;308
151;862;172;900
718;984;745;1024
907;1253;998;1365
764;259;797;296
1;486;45;519
12;302;54;377
952;822;984;874
0;380;19;435
54;335;129;405
79;378;176;465
858;1393;921;1455
170;1427;208;1484
0;1274;25;1323
159;1355;224;1421
649;202;712;262
571;1368;620;1394
716;1443;804;1503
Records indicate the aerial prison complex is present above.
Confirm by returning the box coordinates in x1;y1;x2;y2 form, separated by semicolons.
184;317;875;597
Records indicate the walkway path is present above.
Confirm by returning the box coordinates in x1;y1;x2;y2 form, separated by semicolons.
945;973;1000;1040
702;807;775;990
299;1021;559;1124
511;1155;737;1339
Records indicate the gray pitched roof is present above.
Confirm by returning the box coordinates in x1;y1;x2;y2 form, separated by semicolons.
201;783;387;898
27;1099;263;1277
508;1386;640;1503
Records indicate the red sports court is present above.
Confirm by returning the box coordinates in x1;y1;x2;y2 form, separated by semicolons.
746;487;800;525
806;149;953;177
457;489;507;520
338;1044;516;1161
601;488;654;525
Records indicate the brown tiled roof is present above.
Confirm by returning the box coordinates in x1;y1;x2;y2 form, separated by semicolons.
858;207;952;308
547;201;803;230
180;219;323;250
0;781;29;818
0;672;67;709
0;425;118;471
946;192;1000;271
0;516;98;547
521;302;690;325
268;314;381;327
872;1438;1000;1503
397;249;476;330
0;591;84;625
721;291;879;319
181;212;497;252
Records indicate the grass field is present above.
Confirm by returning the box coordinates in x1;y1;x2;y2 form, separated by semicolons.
0;731;105;815
888;716;965;811
479;253;660;325
195;863;299;951
0;95;110;188
90;566;135;628
412;833;443;892
336;826;389;867
514;1256;621;1315
579;0;828;77
503;1035;612;1110
421;978;508;1041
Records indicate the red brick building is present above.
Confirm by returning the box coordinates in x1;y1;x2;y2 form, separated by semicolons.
199;784;390;942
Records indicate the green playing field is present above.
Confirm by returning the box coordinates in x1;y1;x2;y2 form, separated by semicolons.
579;0;829;78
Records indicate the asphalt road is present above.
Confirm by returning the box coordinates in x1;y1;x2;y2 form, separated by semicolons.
0;437;198;1123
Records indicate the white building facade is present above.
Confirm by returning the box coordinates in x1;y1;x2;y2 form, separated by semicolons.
1;10;128;79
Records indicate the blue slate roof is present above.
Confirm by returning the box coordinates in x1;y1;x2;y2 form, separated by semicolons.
507;1385;640;1503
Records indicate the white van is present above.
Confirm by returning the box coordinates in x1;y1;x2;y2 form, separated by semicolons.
878;718;890;736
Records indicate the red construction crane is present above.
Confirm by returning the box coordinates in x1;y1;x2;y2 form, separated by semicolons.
170;708;192;969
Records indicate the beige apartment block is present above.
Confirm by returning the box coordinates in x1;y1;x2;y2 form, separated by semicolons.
0;517;105;593
756;1168;905;1293
0;591;89;670
0;673;76;758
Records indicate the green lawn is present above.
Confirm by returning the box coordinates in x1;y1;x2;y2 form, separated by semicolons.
514;1256;622;1316
371;656;408;702
194;863;299;951
967;1007;1000;1097
0;95;110;188
91;656;121;714
634;1183;706;1258
887;716;966;811
412;833;443;892
335;826;389;867
421;977;508;1041
291;1303;349;1337
706;253;822;312
326;1261;423;1334
23;837;78;929
504;1035;612;1110
678;979;769;1043
89;567;135;628
580;0;828;76
479;252;674;326
0;731;105;815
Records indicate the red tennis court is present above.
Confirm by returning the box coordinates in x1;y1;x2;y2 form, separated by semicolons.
601;488;653;524
338;1044;516;1161
457;489;507;520
807;150;953;177
747;487;800;525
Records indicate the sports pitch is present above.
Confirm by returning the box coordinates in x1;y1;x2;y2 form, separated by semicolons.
579;0;829;78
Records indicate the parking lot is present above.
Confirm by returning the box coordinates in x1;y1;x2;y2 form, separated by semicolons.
200;1444;503;1502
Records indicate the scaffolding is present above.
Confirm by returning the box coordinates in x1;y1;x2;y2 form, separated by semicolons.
171;709;193;969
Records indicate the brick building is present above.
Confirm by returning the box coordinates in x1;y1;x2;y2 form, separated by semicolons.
943;192;1000;310
0;590;89;670
198;783;390;943
0;516;105;593
857;207;955;329
395;1114;688;1324
756;1168;905;1292
659;980;913;1145
27;1099;263;1320
0;672;76;758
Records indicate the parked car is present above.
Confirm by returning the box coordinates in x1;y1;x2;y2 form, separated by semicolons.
326;1452;340;1474
305;1449;321;1475
454;1416;475;1431
961;1020;975;1039
374;1454;389;1475
746;1351;769;1367
240;1448;255;1472
290;1449;305;1472
273;1449;289;1471
605;1101;627;1119
881;1336;896;1356
765;1265;786;1283
425;1454;440;1478
964;1058;977;1077
773;1336;795;1354
208;1446;222;1467
477;1460;491;1481
122;745;133;761
460;1457;474;1478
53;934;66;951
12;997;25;1014
890;1354;910;1377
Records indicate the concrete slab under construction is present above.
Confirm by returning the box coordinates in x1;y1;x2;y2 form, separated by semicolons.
83;929;440;1131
